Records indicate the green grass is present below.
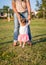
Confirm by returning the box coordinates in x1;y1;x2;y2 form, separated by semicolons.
0;19;46;65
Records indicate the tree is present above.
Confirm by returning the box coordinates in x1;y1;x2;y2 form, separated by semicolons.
3;6;9;17
36;0;46;18
36;0;40;10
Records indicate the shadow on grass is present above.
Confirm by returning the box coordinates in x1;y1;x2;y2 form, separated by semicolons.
32;34;46;45
0;35;13;45
33;34;46;38
0;40;13;45
0;34;46;45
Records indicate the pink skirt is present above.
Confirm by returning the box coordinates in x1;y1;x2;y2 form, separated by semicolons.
18;34;29;42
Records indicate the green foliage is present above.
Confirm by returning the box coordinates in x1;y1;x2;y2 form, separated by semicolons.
3;6;9;13
36;11;43;18
9;9;13;14
36;0;46;18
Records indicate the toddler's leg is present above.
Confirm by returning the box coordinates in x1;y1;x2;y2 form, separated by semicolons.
22;42;26;48
19;41;22;47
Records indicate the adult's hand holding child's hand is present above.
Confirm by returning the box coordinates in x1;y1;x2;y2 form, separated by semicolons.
28;14;31;21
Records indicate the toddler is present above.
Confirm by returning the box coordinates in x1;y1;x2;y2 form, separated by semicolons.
18;18;30;48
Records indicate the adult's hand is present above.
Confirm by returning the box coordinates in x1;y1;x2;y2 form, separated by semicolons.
28;14;31;21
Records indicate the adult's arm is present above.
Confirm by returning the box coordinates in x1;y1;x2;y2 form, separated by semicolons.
26;0;31;20
12;0;21;22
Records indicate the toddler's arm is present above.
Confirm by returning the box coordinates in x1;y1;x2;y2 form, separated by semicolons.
19;17;23;25
26;19;31;26
28;20;30;25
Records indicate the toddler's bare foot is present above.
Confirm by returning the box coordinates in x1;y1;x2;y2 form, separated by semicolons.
22;45;25;48
19;44;22;47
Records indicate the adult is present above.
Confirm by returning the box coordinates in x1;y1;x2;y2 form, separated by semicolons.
12;0;32;46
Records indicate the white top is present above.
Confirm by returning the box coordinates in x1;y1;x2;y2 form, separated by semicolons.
14;0;27;12
19;24;28;34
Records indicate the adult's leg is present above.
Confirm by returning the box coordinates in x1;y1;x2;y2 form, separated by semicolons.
13;13;19;46
28;25;32;41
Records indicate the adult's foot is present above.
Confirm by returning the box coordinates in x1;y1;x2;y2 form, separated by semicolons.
13;42;17;46
28;41;32;46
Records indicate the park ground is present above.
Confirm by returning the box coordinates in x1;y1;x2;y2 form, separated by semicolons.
0;19;46;65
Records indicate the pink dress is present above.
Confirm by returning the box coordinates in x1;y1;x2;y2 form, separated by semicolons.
18;34;29;42
18;24;29;42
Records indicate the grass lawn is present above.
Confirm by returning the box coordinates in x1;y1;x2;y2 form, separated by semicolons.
0;19;46;65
